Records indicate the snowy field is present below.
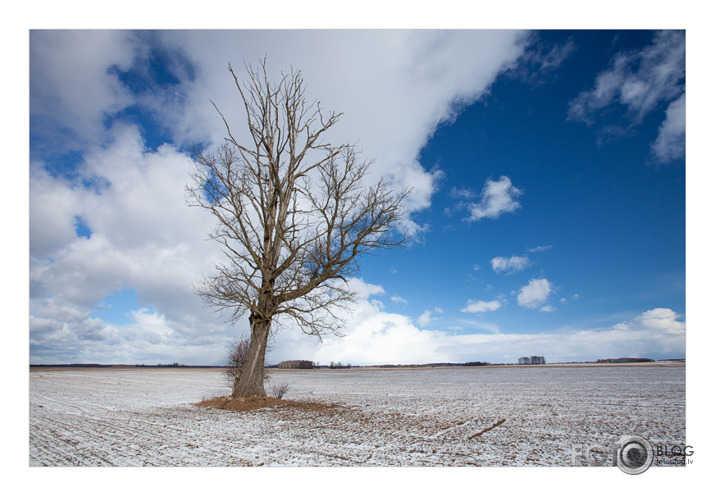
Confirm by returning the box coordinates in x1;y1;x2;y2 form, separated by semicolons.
29;364;685;467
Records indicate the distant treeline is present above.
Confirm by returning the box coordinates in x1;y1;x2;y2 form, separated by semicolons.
30;363;225;369
32;358;675;370
362;361;490;368
31;363;110;368
596;357;655;363
277;360;314;369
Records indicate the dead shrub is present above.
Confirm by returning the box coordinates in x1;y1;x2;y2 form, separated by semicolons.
269;382;290;399
224;336;269;387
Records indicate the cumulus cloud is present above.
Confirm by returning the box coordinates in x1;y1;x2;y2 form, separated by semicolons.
30;30;139;155
651;93;685;163
32;125;216;308
461;300;502;314
346;278;386;300
29;124;225;364
464;176;523;221
30;251;684;365
517;278;553;310
30;307;230;365
416;307;443;327
158;30;528;216
567;30;685;161
273;304;684;365
568;31;684;124
416;310;433;328
29;164;82;258
491;255;530;274
269;282;453;366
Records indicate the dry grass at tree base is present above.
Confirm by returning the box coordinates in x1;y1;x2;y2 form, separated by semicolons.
196;395;342;413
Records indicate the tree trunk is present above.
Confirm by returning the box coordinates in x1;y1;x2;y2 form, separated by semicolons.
232;315;271;397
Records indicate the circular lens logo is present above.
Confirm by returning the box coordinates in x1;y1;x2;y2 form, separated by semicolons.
617;435;654;475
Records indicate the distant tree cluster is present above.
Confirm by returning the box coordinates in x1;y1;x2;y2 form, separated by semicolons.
518;356;545;365
328;362;491;369
596;357;654;363
277;360;314;369
30;363;106;368
402;362;492;367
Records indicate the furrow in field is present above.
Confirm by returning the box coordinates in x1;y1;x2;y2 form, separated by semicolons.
29;366;686;467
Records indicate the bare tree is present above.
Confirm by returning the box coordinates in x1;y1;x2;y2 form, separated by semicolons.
188;60;408;397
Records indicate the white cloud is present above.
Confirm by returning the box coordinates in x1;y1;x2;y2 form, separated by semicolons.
567;30;685;159
461;299;502;314
651;93;685;163
30;31;138;153
517;278;553;310
491;255;530;274
29;124;222;364
417;310;433;328
157;30;528;218
509;34;576;83
560;293;580;305
568;31;684;124
271;303;684;365
527;245;552;253
416;307;444;328
29;164;82;258
465;176;522;221
391;295;409;305
30;259;685;365
450;308;684;363
347;279;385;300
270;283;453;366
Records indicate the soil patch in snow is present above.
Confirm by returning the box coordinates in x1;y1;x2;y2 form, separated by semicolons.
196;395;342;413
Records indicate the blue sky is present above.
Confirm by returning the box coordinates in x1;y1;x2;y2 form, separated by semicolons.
29;29;687;365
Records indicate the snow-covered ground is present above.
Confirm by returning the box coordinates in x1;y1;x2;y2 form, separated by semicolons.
29;364;685;467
